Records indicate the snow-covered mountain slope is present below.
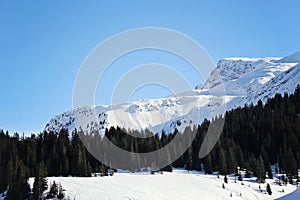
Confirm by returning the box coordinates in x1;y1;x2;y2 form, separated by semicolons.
44;52;300;135
276;51;300;63
27;170;297;200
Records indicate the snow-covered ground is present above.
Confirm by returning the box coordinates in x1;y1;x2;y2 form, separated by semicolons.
277;186;300;200
28;170;298;200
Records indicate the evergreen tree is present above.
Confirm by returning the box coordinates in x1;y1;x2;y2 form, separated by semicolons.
236;145;245;168
218;148;227;175
266;183;272;195
227;146;237;174
33;162;48;200
204;153;213;174
256;155;266;183
224;175;228;184
47;181;58;198
267;163;273;179
185;146;193;171
57;183;65;199
100;164;108;176
286;147;297;179
6;161;30;200
6;180;31;200
245;163;251;178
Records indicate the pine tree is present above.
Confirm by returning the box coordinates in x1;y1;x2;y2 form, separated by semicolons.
266;183;272;195
47;181;58;198
286;147;297;179
256;155;266;183
224;175;228;184
185;146;193;171
245;163;251;178
6;180;31;200
236;145;245;168
204;153;213;174
100;164;108;176
227;146;237;174
219;148;227;175
57;183;65;199
130;140;140;172
33;162;48;200
6;161;30;200
267;163;273;179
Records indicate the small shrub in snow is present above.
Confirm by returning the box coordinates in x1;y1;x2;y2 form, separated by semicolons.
224;175;228;184
266;183;272;195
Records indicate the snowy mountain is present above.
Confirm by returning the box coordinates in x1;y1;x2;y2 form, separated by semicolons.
44;52;300;135
276;51;300;63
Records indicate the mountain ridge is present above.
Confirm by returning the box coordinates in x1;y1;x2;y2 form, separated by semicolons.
44;52;300;135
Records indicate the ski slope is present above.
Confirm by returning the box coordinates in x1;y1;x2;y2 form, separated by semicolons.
28;170;298;200
277;186;300;200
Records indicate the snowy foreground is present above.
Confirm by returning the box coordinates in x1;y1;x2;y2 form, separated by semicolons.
28;170;298;200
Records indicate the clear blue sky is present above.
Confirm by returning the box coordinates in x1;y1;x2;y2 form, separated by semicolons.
0;0;299;134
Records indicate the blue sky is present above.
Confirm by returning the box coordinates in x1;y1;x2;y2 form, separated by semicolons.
0;0;299;134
